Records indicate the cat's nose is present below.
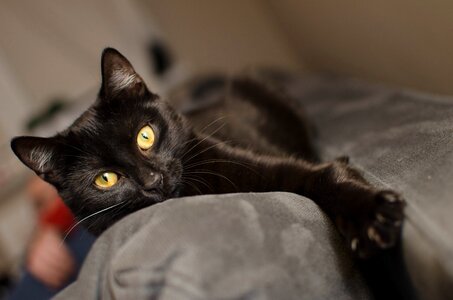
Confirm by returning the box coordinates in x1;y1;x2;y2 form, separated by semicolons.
143;172;163;191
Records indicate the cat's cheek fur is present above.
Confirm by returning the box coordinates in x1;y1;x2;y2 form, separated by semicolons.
163;160;184;197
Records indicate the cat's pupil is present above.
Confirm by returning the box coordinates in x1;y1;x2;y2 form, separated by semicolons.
102;173;109;182
141;132;149;140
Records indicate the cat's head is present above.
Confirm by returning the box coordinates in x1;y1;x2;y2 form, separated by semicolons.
11;48;191;235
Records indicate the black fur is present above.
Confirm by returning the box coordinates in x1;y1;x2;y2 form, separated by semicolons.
11;48;405;258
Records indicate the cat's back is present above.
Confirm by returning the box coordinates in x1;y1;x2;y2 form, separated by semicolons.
168;72;318;161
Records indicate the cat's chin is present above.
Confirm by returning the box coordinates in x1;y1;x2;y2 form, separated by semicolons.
139;194;165;207
140;187;180;206
141;190;163;200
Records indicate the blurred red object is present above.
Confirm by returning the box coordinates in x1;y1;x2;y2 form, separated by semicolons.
39;197;75;233
27;176;75;234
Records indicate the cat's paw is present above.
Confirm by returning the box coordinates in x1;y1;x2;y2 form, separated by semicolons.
338;190;406;259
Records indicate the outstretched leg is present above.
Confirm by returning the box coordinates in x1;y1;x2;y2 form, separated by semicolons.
183;135;406;258
303;158;405;258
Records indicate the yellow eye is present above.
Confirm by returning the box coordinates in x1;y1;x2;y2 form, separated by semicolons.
137;125;155;150
95;172;118;188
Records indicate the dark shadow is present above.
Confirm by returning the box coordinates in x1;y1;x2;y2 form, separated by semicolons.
357;240;418;300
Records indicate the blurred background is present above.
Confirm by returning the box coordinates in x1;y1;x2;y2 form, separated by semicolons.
1;0;453;297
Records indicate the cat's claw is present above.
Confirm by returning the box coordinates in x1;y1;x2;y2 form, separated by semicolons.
367;226;391;248
351;237;359;252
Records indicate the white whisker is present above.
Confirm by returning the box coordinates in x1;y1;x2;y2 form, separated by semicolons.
61;201;125;245
183;140;231;166
181;122;227;160
184;170;238;191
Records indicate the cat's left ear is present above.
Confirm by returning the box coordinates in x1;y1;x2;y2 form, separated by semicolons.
100;48;148;98
11;136;61;183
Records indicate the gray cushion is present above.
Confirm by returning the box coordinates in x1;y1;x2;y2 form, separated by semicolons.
280;75;453;300
54;193;370;300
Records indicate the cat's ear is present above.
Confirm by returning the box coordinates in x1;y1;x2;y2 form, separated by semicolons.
11;136;60;180
100;48;147;98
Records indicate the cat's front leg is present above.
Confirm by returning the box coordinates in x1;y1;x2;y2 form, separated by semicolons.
304;159;406;258
186;136;405;258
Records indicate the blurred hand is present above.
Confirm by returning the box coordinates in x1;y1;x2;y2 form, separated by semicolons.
26;228;75;289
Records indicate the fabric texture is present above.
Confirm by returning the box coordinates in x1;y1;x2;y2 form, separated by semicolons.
54;193;370;300
277;75;453;299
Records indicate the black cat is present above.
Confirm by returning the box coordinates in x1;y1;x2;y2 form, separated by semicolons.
11;48;404;258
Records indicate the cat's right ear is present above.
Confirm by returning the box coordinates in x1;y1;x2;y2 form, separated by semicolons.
100;48;148;99
11;136;60;181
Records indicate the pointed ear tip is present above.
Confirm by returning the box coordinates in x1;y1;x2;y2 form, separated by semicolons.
102;47;118;55
10;136;47;153
10;136;24;152
102;47;125;60
10;136;29;162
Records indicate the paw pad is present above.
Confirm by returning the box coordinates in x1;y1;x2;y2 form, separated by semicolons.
367;226;383;244
378;190;405;204
341;189;406;258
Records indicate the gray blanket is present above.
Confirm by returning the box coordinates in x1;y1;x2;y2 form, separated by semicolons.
281;75;453;300
55;193;370;300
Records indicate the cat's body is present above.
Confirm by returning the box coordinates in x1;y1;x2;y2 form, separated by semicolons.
174;75;318;161
11;49;404;258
